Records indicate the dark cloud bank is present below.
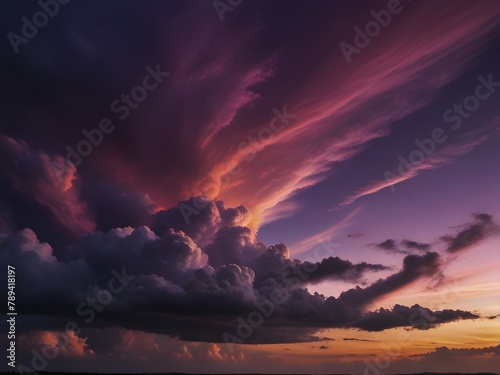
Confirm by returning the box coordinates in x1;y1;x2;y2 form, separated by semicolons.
1;193;494;345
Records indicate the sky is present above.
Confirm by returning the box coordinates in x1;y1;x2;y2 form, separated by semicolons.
1;0;500;374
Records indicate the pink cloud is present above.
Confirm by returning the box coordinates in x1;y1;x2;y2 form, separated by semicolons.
0;135;95;237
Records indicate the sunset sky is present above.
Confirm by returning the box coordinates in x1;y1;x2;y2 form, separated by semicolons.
1;0;500;374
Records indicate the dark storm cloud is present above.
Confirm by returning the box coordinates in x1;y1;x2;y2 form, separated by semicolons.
291;257;390;285
64;226;208;282
338;252;442;309
0;228;96;317
81;181;157;232
1;197;481;345
203;225;266;268
440;213;499;253
152;196;250;247
252;244;388;289
0;135;161;251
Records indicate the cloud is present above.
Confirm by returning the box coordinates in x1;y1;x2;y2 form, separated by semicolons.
64;226;208;283
152;196;250;247
204;226;266;268
2;197;480;346
371;239;411;255
350;304;479;331
376;239;397;251
401;240;431;251
81;180;157;232
290;257;390;285
18;330;95;358
420;344;500;360
347;232;365;239
4;1;498;231
338;252;442;309
372;239;432;256
0;135;95;248
1;1;499;372
387;344;500;374
252;243;388;289
340;123;500;207
0;228;96;316
441;213;499;253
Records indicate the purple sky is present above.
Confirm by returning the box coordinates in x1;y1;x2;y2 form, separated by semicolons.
1;0;500;373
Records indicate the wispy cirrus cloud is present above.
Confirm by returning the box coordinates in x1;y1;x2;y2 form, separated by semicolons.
2;2;500;231
339;122;500;207
292;206;363;255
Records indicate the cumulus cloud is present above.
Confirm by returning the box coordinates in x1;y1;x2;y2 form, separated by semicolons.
253;244;388;289
2;198;483;347
152;196;250;247
18;330;95;358
204;226;266;268
64;225;208;283
0;228;95;316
